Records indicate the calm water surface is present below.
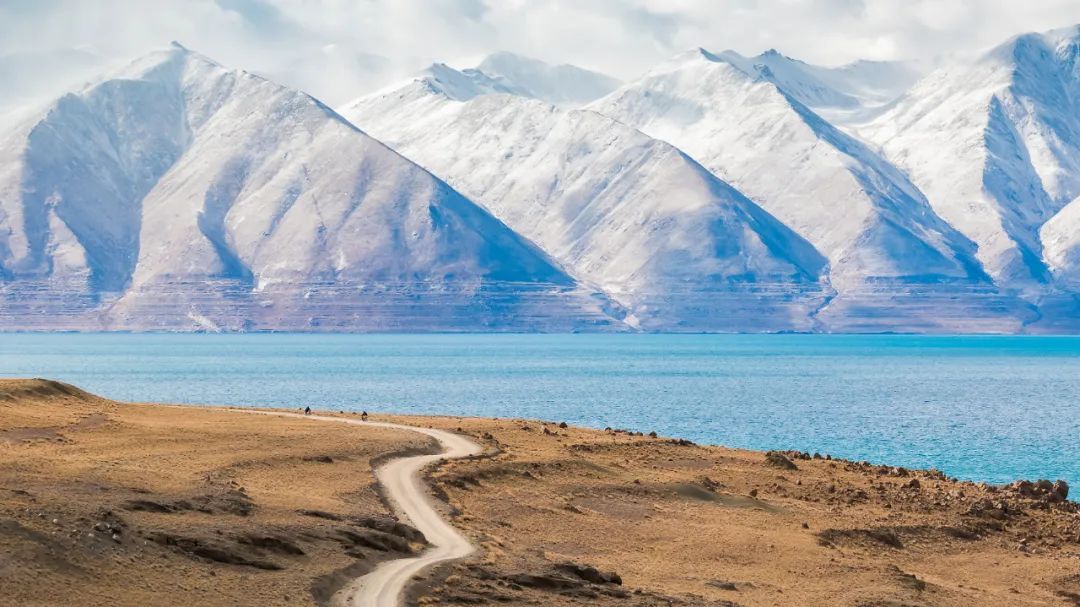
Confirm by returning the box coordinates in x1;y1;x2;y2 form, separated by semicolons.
2;333;1077;484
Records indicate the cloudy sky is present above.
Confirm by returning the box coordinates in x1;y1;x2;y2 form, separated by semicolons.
3;0;1080;108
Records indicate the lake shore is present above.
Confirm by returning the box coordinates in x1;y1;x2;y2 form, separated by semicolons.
1;379;1078;606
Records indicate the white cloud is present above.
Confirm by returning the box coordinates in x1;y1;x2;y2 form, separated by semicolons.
3;0;1080;109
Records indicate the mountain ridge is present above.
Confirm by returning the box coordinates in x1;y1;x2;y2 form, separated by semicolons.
0;44;619;331
860;24;1080;320
344;71;833;331
6;29;1080;333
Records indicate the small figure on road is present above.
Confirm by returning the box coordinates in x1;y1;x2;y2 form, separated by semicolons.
361;411;368;421
304;406;311;415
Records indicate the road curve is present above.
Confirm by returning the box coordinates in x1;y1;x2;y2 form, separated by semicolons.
233;410;482;607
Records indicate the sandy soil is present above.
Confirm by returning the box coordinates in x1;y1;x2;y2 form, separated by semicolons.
390;416;1080;607
2;381;1079;607
0;379;433;607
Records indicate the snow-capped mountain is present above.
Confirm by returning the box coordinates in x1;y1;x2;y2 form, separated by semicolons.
7;25;1080;334
862;27;1080;307
344;64;830;331
587;48;1029;331
359;52;620;107
714;49;921;123
393;62;521;102
474;52;620;106
0;44;617;331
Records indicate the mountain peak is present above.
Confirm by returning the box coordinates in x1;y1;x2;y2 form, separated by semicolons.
756;48;814;69
412;61;513;102
1036;23;1080;47
984;24;1080;65
658;48;730;73
660;48;771;85
475;51;619;106
688;47;723;62
422;61;454;74
110;42;225;80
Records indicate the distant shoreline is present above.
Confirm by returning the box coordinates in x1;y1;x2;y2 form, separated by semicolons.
3;332;1078;486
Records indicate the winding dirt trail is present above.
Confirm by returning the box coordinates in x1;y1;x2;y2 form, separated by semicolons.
234;410;482;607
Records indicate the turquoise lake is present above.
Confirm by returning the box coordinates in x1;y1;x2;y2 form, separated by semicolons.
2;333;1077;484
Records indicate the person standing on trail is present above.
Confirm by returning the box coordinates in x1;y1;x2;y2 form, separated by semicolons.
304;406;311;415
361;411;368;421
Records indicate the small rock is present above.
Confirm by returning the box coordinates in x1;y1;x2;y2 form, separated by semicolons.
557;562;622;585
1053;479;1069;500
765;451;798;470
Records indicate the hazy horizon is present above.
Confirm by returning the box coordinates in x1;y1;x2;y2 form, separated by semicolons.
5;0;1080;111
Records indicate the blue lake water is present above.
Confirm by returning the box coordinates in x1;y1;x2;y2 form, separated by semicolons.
1;333;1077;485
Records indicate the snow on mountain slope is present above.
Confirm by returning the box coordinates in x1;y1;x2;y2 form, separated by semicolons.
402;62;523;102
715;49;921;122
588;48;1031;332
1037;197;1080;331
356;52;619;108
862;26;1080;302
344;70;830;331
0;44;618;331
1042;198;1080;286
475;52;620;106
